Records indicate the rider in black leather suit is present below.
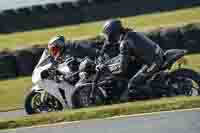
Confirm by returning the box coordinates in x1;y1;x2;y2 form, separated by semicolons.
101;19;164;100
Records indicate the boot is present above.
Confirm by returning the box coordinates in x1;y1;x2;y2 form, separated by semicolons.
119;88;130;102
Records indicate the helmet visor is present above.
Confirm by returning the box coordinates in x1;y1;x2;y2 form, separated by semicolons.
48;44;61;59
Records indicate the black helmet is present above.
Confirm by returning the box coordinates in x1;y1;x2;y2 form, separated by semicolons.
102;19;123;43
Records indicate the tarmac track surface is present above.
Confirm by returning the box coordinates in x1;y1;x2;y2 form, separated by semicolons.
0;110;26;120
1;109;200;133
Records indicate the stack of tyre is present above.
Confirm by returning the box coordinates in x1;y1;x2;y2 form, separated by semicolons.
0;46;44;79
0;23;200;80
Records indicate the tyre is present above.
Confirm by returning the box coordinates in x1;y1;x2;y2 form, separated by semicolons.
25;90;63;115
169;68;200;96
72;86;105;108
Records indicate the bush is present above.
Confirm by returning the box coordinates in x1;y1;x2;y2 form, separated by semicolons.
2;9;17;16
60;2;74;9
44;3;60;11
88;0;107;4
15;8;31;16
29;5;47;14
75;0;90;6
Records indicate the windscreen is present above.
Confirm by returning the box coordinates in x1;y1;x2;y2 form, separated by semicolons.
34;49;52;69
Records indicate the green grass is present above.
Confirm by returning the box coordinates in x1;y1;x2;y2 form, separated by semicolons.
172;54;200;72
1;96;200;130
0;77;32;112
0;54;199;112
0;6;200;49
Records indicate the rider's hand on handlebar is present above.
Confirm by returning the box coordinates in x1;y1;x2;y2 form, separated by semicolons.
95;64;106;71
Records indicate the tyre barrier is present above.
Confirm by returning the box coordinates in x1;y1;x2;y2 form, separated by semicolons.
0;53;17;79
159;27;185;49
26;47;44;67
0;23;200;80
14;50;35;76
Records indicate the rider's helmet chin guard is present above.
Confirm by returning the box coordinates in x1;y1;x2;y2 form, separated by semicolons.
48;35;65;62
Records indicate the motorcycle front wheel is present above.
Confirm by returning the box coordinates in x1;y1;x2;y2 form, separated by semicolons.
25;90;63;114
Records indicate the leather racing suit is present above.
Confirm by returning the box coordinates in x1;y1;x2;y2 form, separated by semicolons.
115;30;164;99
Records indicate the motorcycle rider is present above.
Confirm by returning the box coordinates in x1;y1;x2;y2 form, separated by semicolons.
100;19;164;101
47;35;103;81
48;35;99;64
43;35;101;105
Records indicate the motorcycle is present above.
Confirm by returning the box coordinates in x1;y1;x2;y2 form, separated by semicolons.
24;49;80;114
71;49;200;108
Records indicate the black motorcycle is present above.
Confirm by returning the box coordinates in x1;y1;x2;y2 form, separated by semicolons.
71;49;200;108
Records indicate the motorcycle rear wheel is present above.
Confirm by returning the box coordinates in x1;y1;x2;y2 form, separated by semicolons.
169;68;200;96
72;86;105;108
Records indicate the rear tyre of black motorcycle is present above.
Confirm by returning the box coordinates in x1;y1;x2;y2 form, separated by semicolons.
72;86;105;108
169;68;200;96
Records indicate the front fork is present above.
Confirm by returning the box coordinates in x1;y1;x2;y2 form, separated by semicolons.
90;70;101;101
40;91;48;103
37;80;67;109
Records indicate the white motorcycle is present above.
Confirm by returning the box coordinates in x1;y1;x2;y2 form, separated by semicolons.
24;49;80;114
